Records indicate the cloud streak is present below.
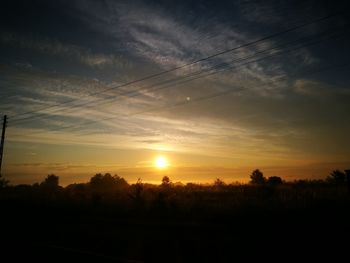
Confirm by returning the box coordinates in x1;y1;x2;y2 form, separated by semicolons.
0;32;127;68
1;0;350;185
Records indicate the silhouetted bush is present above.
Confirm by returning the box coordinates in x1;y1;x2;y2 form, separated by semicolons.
267;176;283;186
39;174;62;198
214;178;226;188
161;176;171;187
326;170;346;184
90;173;129;192
129;178;144;209
65;183;88;201
41;174;59;188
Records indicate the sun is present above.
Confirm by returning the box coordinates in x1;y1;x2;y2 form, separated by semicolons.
155;156;168;169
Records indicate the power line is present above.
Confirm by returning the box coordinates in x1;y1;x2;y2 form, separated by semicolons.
10;58;350;139
9;28;349;136
9;30;318;124
10;21;348;125
9;13;341;121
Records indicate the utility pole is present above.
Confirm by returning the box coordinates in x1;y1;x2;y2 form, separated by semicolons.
0;115;7;175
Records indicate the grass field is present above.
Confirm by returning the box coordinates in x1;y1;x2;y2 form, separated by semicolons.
1;177;349;262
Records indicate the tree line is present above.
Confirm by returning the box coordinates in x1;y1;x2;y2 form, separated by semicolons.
1;168;349;191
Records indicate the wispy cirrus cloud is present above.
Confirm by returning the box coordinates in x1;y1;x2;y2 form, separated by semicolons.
2;0;350;185
73;0;299;96
0;31;127;68
293;78;350;96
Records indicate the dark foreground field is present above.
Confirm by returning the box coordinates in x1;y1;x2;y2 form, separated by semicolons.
1;182;349;262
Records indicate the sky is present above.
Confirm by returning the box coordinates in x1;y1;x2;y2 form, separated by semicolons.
1;0;350;185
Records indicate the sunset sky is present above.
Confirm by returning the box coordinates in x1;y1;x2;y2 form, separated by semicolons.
1;0;350;185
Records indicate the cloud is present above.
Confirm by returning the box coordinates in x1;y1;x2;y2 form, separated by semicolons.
293;79;350;96
4;53;350;166
0;32;126;68
14;62;33;69
2;0;349;171
72;0;296;93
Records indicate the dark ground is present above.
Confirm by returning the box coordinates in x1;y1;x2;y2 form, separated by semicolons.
1;184;349;262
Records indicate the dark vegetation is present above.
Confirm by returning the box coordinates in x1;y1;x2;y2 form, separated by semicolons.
0;169;350;262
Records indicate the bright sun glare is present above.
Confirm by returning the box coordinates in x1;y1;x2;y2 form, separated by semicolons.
155;156;168;169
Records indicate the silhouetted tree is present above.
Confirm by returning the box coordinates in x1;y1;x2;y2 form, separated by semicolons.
267;176;283;186
130;178;144;208
326;170;346;184
214;178;225;188
90;173;128;192
250;169;266;185
41;174;59;189
134;178;143;195
0;174;9;188
66;183;88;200
161;176;171;187
39;174;60;198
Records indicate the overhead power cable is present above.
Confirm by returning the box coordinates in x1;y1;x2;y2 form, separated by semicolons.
10;58;350;138
10;20;347;125
9;13;341;121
